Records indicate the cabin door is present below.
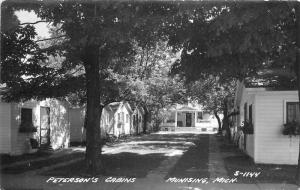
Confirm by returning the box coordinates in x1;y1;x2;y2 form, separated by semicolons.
186;113;192;127
40;107;50;146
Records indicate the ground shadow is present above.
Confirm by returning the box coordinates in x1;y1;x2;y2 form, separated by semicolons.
165;135;209;179
1;152;84;174
41;152;166;178
131;133;200;143
0;151;53;166
41;133;201;178
217;136;297;184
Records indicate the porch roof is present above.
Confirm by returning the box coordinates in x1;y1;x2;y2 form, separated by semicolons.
176;106;198;112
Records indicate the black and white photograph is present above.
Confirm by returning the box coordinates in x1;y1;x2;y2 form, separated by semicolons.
0;0;299;189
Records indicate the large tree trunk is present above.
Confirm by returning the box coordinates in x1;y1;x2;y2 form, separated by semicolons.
295;3;300;185
83;45;102;174
214;111;222;134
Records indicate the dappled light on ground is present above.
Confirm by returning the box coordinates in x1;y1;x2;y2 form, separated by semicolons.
41;133;205;178
102;140;194;156
178;187;203;190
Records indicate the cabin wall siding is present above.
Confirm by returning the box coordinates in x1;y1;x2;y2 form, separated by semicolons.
2;99;70;155
42;99;70;149
113;105;131;136
238;90;255;159
246;134;254;159
255;92;299;164
0;102;12;154
11;101;38;155
70;108;85;143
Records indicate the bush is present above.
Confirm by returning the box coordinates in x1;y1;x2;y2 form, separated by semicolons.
241;120;254;134
19;122;37;133
282;121;300;136
30;138;39;149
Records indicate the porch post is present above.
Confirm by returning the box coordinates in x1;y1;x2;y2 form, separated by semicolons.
175;111;177;128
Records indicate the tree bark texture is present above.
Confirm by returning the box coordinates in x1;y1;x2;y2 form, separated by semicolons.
83;45;103;174
222;99;231;140
143;107;148;134
214;112;222;134
295;2;300;185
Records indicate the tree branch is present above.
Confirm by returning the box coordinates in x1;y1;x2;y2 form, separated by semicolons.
35;35;66;43
19;20;49;26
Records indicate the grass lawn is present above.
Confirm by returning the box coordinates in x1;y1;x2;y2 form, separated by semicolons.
217;136;297;184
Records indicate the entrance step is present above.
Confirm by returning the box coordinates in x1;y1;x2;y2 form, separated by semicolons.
38;145;54;153
175;127;200;132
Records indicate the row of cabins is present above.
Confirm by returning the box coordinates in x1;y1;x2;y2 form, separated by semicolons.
71;102;149;143
230;81;299;165
0;98;150;155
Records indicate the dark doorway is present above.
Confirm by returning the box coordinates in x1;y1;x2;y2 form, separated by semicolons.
186;113;192;127
40;107;50;146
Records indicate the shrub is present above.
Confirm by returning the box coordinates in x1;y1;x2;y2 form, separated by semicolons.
282;121;300;136
241;120;254;134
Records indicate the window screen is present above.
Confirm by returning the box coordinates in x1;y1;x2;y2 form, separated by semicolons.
287;102;300;123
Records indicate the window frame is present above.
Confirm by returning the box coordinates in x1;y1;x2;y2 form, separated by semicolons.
126;114;129;123
249;104;253;124
20;108;33;127
197;112;203;123
283;100;300;124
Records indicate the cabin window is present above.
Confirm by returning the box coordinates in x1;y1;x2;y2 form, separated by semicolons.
197;112;203;122
21;108;33;127
121;112;124;123
19;108;37;133
249;105;253;124
286;102;300;123
133;115;135;125
106;115;109;124
244;103;248;121
166;112;175;123
126;114;129;123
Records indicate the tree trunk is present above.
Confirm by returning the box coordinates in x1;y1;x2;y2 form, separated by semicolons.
222;99;231;140
143;107;148;134
83;45;102;174
214;112;222;134
295;3;300;185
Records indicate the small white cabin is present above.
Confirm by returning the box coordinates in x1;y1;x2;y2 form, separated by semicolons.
234;81;299;164
160;104;218;133
106;102;133;137
0;98;70;155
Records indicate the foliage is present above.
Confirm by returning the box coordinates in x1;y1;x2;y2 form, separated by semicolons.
1;1;182;172
124;40;186;130
241;120;254;135
187;77;235;113
168;2;297;84
282;121;300;136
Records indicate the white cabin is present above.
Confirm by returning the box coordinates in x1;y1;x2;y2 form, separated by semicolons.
106;102;133;137
234;81;299;164
160;104;218;133
0;98;70;155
